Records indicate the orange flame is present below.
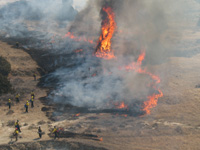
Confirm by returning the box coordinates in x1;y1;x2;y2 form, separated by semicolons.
115;102;128;109
95;7;116;59
64;32;94;44
121;114;128;117
74;49;83;53
99;137;103;141
143;89;163;114
74;113;80;117
92;73;97;77
122;51;163;114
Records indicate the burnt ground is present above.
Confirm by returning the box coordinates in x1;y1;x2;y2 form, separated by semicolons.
0;41;106;150
0;140;107;150
0;27;200;150
0;1;200;149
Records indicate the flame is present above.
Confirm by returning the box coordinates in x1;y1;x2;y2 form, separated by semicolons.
115;102;128;109
99;137;103;141
74;49;83;53
74;113;80;117
121;114;128;117
64;32;94;44
92;73;97;77
143;89;163;114
95;7;116;59
122;51;163;114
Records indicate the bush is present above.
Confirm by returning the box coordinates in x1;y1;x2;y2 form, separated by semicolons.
0;74;12;95
0;56;11;76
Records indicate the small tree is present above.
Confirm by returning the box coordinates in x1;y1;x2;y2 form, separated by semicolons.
0;74;12;95
0;56;11;76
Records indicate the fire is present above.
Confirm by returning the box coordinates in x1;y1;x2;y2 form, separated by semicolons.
115;102;128;109
122;51;163;114
64;32;93;44
95;7;116;59
92;5;162;115
74;49;83;53
74;113;80;117
121;114;128;117
92;73;97;77
143;89;163;114
99;137;103;141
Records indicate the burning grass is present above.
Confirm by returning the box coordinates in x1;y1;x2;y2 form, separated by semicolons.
95;7;116;59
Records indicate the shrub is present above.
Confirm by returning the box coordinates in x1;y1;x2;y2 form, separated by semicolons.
0;56;11;76
0;73;12;95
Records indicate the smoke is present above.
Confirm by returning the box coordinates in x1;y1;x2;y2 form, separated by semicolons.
0;0;77;38
49;0;193;112
0;0;196;113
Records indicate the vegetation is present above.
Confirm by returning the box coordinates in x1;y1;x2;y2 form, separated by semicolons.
0;56;12;95
0;56;11;76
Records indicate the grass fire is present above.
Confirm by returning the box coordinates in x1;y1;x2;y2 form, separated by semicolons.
0;0;199;150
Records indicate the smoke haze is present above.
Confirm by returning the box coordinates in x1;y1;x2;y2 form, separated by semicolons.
0;0;198;113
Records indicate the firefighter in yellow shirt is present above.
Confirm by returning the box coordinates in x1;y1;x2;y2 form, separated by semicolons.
52;126;58;139
8;99;11;109
33;73;37;81
25;101;29;113
30;96;34;108
15;93;20;103
15;120;21;132
31;91;35;99
13;128;19;141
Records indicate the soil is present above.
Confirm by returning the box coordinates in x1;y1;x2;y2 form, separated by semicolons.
0;1;200;149
0;36;200;150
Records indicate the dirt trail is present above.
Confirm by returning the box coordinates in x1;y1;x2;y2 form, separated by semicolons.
0;41;52;144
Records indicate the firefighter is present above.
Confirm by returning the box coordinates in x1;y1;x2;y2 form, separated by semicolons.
15;93;20;103
15;120;21;132
8;99;11;109
52;126;58;139
30;96;34;108
13;128;19;141
33;73;37;81
31;91;35;99
16;42;19;48
25;101;29;113
38;126;42;139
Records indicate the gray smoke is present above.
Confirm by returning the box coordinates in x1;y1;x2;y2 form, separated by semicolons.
49;0;189;111
0;0;197;112
49;0;198;112
0;0;77;38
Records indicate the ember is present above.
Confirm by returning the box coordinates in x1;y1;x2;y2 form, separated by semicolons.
73;113;80;117
121;114;128;117
64;32;93;44
74;49;83;53
92;73;97;77
115;102;128;109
